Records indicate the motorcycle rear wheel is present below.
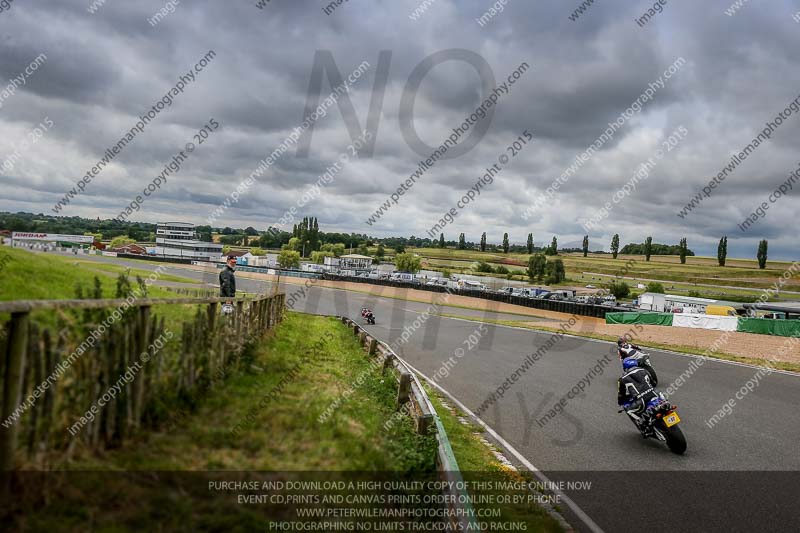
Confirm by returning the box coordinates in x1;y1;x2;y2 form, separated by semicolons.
661;424;687;455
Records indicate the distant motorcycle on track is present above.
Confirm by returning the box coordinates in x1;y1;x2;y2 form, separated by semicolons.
361;307;376;325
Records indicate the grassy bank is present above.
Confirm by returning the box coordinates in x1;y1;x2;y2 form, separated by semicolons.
0;246;191;301
0;246;206;331
60;312;434;471
10;313;565;531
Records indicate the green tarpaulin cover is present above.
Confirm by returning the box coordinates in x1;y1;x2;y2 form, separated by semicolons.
737;318;800;338
605;312;674;326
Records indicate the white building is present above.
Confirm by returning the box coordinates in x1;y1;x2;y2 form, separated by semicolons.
247;254;278;268
154;222;222;260
638;293;719;313
339;254;373;270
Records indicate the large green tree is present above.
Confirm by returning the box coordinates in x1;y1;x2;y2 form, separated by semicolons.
545;258;566;284
109;235;135;249
527;254;547;282
644;236;653;262
321;243;345;257
502;233;509;253
458;233;466;249
717;236;727;267
278;249;301;268
310;250;334;264
284;237;301;252
480;232;486;252
546;236;558;256
439;233;445;248
582;235;589;257
527;233;534;254
757;239;768;269
611;234;620;259
395;253;421;273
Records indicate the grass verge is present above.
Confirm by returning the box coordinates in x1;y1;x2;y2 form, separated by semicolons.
424;385;564;532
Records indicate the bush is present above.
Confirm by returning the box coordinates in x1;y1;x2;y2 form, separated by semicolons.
609;281;630;299
474;261;495;273
646;282;665;293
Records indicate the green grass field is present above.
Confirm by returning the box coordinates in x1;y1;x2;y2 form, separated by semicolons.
403;247;799;300
0;247;196;301
70;258;199;284
0;247;211;336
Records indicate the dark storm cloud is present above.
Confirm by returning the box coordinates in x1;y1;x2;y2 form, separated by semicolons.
0;0;798;260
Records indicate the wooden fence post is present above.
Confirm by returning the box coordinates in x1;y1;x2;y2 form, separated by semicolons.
0;311;30;488
41;329;55;455
133;306;151;428
396;370;411;407
207;303;218;337
236;301;244;337
26;324;42;457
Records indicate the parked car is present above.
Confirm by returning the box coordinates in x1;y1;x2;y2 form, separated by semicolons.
585;284;596;289
390;272;415;283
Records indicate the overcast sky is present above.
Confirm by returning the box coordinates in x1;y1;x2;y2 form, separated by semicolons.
1;0;798;260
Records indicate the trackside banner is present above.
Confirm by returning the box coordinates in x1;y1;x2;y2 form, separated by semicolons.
11;232;94;244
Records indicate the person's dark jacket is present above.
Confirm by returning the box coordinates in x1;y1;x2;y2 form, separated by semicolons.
617;367;658;407
219;265;236;297
619;346;658;386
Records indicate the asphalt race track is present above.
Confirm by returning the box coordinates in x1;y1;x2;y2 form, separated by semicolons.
66;255;800;532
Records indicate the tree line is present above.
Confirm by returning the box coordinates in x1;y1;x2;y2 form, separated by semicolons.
0;212;773;269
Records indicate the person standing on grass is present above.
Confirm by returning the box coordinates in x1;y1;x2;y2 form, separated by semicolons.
219;255;237;304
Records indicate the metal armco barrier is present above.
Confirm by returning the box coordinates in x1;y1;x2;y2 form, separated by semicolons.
339;316;481;532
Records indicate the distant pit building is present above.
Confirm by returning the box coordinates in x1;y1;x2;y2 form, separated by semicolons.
155;222;222;260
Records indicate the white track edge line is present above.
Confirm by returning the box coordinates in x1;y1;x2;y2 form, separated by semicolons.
397;356;606;533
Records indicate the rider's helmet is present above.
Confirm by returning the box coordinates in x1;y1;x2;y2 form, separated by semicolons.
617;337;627;347
622;357;638;371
